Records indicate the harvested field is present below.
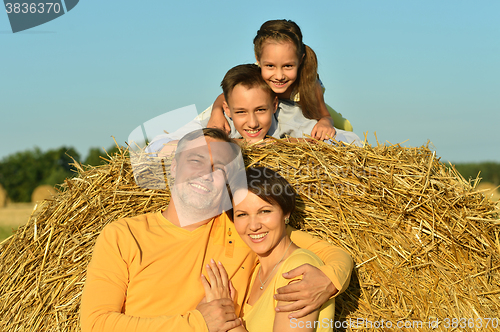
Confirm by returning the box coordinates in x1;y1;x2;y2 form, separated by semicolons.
0;203;37;227
0;203;36;241
0;141;499;331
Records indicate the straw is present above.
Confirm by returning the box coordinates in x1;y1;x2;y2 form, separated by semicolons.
0;140;498;331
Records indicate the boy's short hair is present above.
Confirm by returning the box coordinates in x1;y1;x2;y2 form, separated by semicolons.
221;64;276;104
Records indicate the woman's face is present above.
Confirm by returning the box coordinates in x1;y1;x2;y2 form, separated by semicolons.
257;41;300;100
233;190;289;257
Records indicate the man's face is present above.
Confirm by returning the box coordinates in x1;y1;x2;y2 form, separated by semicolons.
170;136;234;215
223;84;278;143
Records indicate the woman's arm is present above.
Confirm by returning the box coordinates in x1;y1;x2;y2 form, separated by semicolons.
273;252;327;332
207;94;231;134
273;227;352;318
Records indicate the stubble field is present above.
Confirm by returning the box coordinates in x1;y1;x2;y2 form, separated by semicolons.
0;203;36;242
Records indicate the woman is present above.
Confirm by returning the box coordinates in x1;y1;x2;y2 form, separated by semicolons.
201;167;335;332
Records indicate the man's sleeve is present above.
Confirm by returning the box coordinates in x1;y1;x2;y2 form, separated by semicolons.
80;223;208;332
288;226;353;296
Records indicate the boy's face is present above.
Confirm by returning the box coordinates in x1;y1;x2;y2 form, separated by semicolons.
223;84;278;143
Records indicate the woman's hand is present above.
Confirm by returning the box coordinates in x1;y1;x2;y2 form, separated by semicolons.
311;117;336;141
201;259;235;303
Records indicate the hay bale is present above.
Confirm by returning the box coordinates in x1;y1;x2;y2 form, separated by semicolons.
31;185;57;203
0;184;6;208
0;141;499;331
476;182;500;204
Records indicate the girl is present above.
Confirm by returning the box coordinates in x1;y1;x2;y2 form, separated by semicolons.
207;19;353;141
201;167;335;332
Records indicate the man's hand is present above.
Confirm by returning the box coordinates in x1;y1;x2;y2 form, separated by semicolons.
274;263;337;319
196;298;241;332
310;117;336;141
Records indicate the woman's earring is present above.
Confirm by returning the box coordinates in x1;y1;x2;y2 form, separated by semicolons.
285;217;290;224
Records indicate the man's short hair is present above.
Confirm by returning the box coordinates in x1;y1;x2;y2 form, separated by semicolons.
221;64;276;104
175;128;239;160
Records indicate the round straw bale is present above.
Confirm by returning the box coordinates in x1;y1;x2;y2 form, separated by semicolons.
31;184;57;203
0;183;6;208
0;142;499;331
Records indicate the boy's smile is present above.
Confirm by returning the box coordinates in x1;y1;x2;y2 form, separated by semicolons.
223;84;278;143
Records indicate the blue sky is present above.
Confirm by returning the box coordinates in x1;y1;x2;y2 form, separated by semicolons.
1;0;499;163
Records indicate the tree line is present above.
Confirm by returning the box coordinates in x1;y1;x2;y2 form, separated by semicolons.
0;146;498;203
453;162;500;185
0;146;119;202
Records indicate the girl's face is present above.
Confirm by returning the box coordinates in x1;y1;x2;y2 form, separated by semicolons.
233;190;289;257
257;41;301;99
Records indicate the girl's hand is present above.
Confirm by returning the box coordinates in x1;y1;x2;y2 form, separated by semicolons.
207;107;231;134
201;259;234;303
311;117;336;141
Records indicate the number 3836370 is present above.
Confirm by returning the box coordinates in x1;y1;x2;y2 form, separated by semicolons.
5;3;62;14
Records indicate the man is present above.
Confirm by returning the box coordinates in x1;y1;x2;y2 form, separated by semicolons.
80;128;353;332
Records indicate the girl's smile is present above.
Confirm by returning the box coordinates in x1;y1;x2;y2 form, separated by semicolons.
258;41;300;100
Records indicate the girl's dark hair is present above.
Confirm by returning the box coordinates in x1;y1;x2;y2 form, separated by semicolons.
230;167;295;221
253;19;320;120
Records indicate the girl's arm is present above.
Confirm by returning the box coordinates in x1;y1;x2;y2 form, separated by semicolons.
207;94;231;134
310;81;336;141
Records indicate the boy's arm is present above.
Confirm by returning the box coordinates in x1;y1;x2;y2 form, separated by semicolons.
207;94;231;134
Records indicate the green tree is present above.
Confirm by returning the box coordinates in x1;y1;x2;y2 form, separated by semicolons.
453;162;500;185
84;146;120;166
0;147;80;202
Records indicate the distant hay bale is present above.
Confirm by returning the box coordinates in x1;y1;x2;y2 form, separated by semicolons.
0;184;6;208
0;141;499;331
476;182;500;202
31;185;57;203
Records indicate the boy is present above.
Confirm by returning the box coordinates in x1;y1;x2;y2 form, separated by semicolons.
147;64;362;156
